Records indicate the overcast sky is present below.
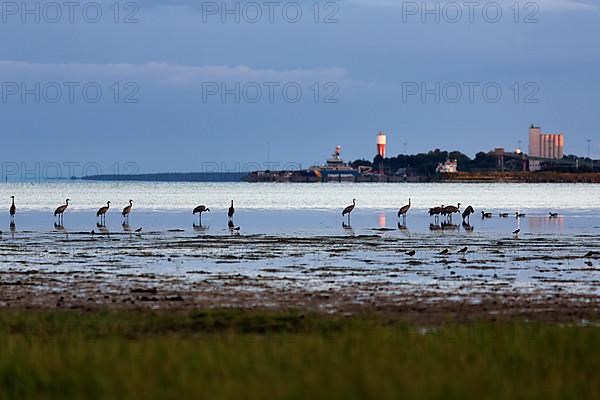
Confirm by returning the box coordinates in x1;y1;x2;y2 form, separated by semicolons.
1;0;598;174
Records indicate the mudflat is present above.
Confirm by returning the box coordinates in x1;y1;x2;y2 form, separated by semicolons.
1;231;598;322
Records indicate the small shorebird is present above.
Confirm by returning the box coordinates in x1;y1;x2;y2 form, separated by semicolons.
549;212;558;218
499;212;509;218
342;199;356;224
516;212;526;218
193;205;210;225
481;211;492;218
439;248;449;255
54;199;70;224
512;228;521;235
122;200;133;222
458;247;468;254
135;227;142;233
96;201;111;225
405;250;416;256
397;198;411;221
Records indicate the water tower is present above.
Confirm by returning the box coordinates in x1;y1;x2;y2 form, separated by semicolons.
377;131;387;158
376;131;387;176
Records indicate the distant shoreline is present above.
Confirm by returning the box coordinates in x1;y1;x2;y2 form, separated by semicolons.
78;171;600;183
81;172;249;182
438;171;600;183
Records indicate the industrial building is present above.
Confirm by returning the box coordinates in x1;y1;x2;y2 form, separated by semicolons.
528;124;565;159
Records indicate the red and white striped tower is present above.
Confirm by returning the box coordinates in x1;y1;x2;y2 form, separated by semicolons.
377;131;387;175
377;131;387;158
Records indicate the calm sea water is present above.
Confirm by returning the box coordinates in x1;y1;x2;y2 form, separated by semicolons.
1;181;599;234
2;181;600;211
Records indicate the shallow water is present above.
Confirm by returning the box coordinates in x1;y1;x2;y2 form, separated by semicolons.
1;182;599;307
1;181;600;235
2;181;600;212
2;209;599;237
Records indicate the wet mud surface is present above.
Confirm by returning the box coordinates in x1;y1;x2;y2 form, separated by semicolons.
1;230;599;321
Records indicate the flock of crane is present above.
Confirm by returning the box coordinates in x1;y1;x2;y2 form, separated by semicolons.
4;196;238;231
4;196;555;236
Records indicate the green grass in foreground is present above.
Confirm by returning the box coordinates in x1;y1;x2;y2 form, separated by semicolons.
0;309;598;399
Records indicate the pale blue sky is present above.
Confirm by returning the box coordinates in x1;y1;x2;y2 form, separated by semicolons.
1;0;598;174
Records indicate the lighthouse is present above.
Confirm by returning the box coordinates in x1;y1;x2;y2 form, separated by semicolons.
377;131;387;158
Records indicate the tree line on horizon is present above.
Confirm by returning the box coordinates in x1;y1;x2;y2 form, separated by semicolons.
350;149;598;176
350;149;500;176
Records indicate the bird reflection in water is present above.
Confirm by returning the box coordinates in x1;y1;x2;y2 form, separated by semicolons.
228;220;240;235
342;221;354;235
53;222;68;238
193;223;209;233
429;223;441;231
461;221;474;232
441;221;458;231
429;222;458;232
528;214;564;233
122;223;132;233
96;223;109;235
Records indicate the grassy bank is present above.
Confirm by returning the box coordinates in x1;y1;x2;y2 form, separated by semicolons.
0;309;598;399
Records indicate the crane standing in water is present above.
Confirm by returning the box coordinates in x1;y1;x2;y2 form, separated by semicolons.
443;203;461;222
122;200;133;223
462;205;474;223
9;196;16;224
342;199;356;224
193;205;210;225
54;199;70;224
429;205;443;223
97;201;111;225
397;198;411;222
228;200;235;220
